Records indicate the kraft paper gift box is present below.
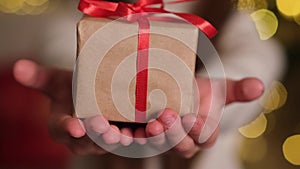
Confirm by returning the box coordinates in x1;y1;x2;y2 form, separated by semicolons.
74;15;199;123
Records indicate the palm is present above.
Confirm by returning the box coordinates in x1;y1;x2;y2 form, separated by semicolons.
14;60;109;154
145;77;264;158
14;59;264;157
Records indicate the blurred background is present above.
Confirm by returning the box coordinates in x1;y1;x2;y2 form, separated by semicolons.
0;0;299;169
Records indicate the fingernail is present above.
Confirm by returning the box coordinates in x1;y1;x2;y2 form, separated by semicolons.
161;114;176;127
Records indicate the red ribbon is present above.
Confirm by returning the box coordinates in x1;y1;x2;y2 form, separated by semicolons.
78;0;217;123
78;0;217;38
134;17;150;122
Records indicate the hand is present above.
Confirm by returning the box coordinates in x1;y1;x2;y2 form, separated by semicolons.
13;59;264;157
145;77;264;158
13;59;143;155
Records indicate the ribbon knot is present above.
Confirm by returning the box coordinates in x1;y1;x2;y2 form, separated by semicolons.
116;2;149;21
117;2;141;15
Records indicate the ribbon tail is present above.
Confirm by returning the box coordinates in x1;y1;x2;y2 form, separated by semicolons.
174;13;217;38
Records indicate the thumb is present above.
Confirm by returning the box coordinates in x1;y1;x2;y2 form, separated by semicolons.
13;59;72;99
226;77;264;104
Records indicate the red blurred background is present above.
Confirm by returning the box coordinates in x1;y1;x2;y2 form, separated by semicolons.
0;67;70;169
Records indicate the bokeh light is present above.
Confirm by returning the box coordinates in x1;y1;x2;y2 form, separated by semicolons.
294;14;300;26
283;135;300;165
0;0;24;13
25;0;48;6
240;137;268;163
237;0;268;11
0;0;49;15
251;9;278;40
239;114;267;139
21;1;49;15
259;81;288;113
276;0;300;18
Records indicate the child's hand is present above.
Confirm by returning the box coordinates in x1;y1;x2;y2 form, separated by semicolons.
145;77;264;158
13;59;264;157
13;59;137;155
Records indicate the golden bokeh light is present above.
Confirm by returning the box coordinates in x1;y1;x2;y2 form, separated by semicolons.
0;0;24;13
294;14;300;26
260;81;288;113
25;0;48;6
237;0;268;11
21;1;49;15
239;114;267;139
237;0;256;11
251;9;278;40
283;135;300;165
0;0;49;15
276;0;300;17
240;137;268;163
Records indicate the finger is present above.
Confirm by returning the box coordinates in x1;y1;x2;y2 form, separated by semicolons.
13;59;72;98
199;126;219;149
145;119;166;147
120;128;134;146
158;109;197;157
49;115;86;141
182;113;204;143
134;128;147;145
84;115;110;135
182;113;219;144
102;125;121;145
13;59;47;88
62;116;86;138
226;78;264;104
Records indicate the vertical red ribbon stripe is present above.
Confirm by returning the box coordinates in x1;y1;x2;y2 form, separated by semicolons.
135;17;150;123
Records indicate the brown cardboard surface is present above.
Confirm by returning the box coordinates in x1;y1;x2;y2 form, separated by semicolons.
75;16;198;122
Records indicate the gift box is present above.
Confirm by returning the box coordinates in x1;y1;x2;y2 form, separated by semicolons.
74;15;199;123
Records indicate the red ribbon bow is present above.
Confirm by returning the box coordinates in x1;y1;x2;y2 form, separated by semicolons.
79;0;217;38
78;0;217;122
